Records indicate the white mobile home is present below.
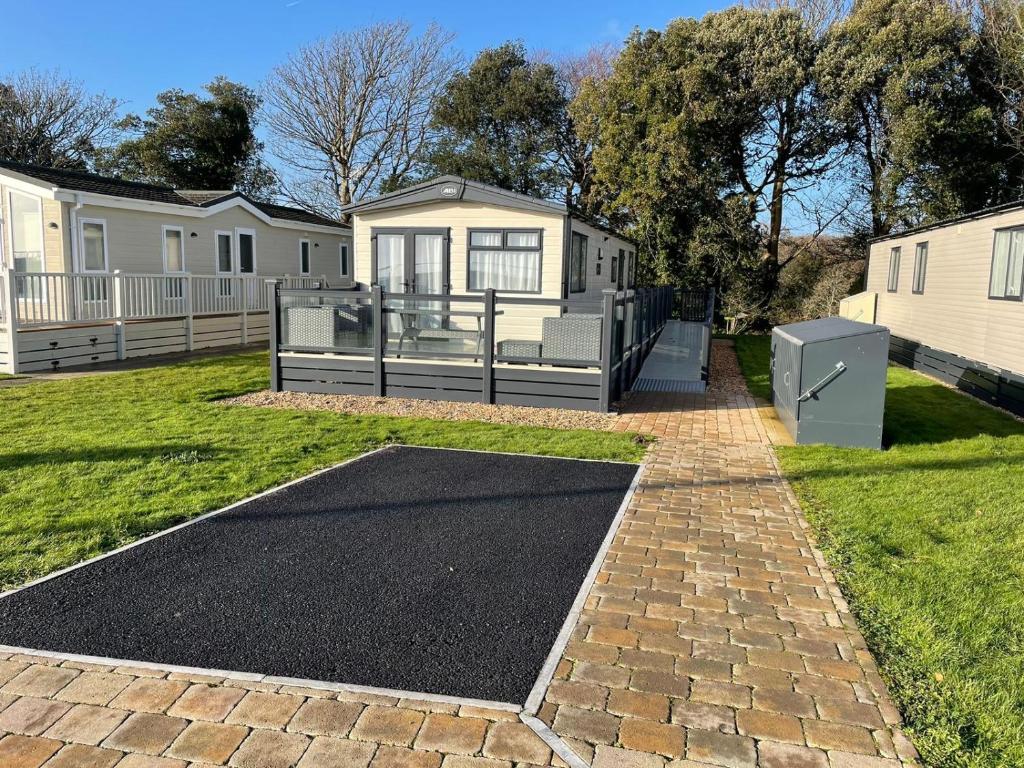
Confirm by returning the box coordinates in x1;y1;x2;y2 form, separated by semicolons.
847;200;1024;416
0;161;352;372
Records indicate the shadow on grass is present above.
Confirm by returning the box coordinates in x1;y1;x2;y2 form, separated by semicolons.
882;378;1024;447
0;444;237;471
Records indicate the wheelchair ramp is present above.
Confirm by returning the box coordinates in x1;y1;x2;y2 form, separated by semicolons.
632;320;709;393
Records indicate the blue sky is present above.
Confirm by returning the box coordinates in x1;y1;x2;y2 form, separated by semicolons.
2;1;730;115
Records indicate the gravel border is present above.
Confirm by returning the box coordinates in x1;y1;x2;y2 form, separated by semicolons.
224;389;619;431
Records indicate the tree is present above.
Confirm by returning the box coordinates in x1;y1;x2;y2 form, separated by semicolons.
264;22;459;219
0;69;120;169
425;42;566;198
541;44;617;213
99;78;275;198
577;8;840;316
977;0;1024;198
817;0;1001;236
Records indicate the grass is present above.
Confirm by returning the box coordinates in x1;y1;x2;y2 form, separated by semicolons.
0;351;643;591
733;335;1024;768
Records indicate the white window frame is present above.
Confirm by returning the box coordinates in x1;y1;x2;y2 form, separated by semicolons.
989;226;1024;301
214;229;235;275
340;241;350;277
235;228;257;274
912;242;927;295
78;217;109;273
161;225;186;274
299;238;311;276
887;247;901;292
8;189;45;270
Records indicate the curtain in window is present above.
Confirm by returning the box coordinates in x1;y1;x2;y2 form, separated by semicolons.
470;231;502;247
165;230;184;272
469;251;540;291
82;223;106;271
1007;230;1024;297
376;234;405;292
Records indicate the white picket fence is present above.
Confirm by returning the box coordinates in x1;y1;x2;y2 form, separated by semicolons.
1;270;325;328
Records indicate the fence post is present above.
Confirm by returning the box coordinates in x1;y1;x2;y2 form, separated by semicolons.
482;288;495;404
239;278;248;346
184;274;194;351
112;270;126;361
372;284;384;396
267;279;282;392
616;291;627;397
599;289;616;412
2;267;20;373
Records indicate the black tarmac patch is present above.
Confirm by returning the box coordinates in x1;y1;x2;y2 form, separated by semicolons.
0;446;637;703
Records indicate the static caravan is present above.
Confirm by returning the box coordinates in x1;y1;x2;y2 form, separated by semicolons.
847;199;1024;416
267;177;678;412
0;160;352;372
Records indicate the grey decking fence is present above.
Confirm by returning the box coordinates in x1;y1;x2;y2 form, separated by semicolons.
268;284;690;412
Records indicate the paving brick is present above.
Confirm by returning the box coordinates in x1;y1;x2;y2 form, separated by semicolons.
592;744;666;768
2;666;78;698
629;670;689;698
735;709;803;744
815;699;885;730
229;729;310;768
287;698;364;738
350;706;424;747
437;757;510;768
752;688;816;718
0;734;63;768
757;741;829;768
606;689;669;721
803;720;877;755
109;678;189;714
826;752;904;768
571;663;631;689
224;691;304;729
551;706;620;745
115;754;188;768
0;696;71;735
481;721;552;764
0;660;30;686
296;736;376;768
43;743;123;768
166;685;245;723
544;680;607;710
670;701;736;733
685;729;756;768
588;626;638;648
618;718;684;757
688;680;751;709
102;712;187;754
54;673;132;705
165;721;249;764
43;704;128;745
412;714;487;755
369;745;442;768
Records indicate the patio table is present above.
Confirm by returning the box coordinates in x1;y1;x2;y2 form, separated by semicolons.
386;308;503;357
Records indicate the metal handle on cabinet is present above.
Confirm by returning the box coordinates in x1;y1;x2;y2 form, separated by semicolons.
798;361;847;402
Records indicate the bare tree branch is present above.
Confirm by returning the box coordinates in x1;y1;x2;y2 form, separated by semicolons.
263;21;460;220
0;68;122;168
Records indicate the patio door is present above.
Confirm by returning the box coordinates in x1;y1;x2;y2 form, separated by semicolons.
373;229;450;336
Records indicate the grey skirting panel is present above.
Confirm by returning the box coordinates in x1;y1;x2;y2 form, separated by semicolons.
889;336;1024;417
278;355;605;411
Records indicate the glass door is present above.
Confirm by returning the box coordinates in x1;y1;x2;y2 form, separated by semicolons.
414;233;446;330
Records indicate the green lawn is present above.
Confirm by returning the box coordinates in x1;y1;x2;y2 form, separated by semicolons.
0;352;643;591
733;335;1024;768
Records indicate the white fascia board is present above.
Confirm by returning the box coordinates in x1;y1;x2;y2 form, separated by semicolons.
0;170;59;199
68;191;350;235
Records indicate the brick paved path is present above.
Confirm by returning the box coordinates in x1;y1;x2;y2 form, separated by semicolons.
0;341;916;767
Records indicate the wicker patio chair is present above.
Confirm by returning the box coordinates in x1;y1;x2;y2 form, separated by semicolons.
284;306;336;348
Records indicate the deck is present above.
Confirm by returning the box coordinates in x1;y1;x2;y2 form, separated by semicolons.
631;320;711;393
